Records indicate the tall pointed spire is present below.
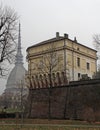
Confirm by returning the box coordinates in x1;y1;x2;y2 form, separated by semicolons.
15;23;23;64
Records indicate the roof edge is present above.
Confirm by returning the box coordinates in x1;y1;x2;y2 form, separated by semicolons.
26;33;97;52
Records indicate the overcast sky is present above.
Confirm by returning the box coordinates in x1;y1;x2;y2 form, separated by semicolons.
0;0;100;94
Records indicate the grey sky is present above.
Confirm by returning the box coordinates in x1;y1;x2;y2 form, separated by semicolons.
0;0;100;94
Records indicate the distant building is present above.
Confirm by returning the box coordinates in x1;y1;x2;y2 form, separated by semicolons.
26;32;97;85
2;24;28;109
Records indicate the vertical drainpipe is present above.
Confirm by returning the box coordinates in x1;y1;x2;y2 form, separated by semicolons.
63;34;68;76
72;37;77;81
64;39;66;75
72;41;74;81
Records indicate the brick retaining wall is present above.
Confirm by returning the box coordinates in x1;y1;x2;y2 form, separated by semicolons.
27;79;100;121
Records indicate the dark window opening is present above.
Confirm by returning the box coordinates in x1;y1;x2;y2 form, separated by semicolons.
77;57;80;67
87;62;90;70
78;73;81;78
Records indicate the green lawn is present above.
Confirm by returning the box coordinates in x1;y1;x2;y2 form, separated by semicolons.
0;119;99;130
0;125;100;130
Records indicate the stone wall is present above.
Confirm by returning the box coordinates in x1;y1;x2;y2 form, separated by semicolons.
27;79;100;121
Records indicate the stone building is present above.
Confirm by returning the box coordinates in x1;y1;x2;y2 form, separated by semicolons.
26;33;99;120
26;32;97;85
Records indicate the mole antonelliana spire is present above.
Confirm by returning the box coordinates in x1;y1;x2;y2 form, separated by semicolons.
1;23;28;109
15;23;23;64
5;23;26;91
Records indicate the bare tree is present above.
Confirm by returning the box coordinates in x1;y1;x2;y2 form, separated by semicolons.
93;34;100;50
27;43;69;119
38;43;62;119
93;34;100;78
0;5;18;77
93;35;100;62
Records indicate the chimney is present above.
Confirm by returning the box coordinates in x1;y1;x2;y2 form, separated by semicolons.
56;32;59;39
64;33;68;38
74;37;77;42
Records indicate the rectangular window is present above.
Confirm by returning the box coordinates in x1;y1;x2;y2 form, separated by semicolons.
78;73;80;78
77;57;80;67
78;73;81;80
87;62;90;70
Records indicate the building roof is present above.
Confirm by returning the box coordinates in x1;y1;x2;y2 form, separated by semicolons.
27;32;97;52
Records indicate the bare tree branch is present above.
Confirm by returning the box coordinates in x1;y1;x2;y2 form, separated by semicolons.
0;5;18;77
93;34;100;51
37;43;62;83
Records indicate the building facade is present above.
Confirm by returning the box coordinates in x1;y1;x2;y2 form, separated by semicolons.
27;32;97;83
